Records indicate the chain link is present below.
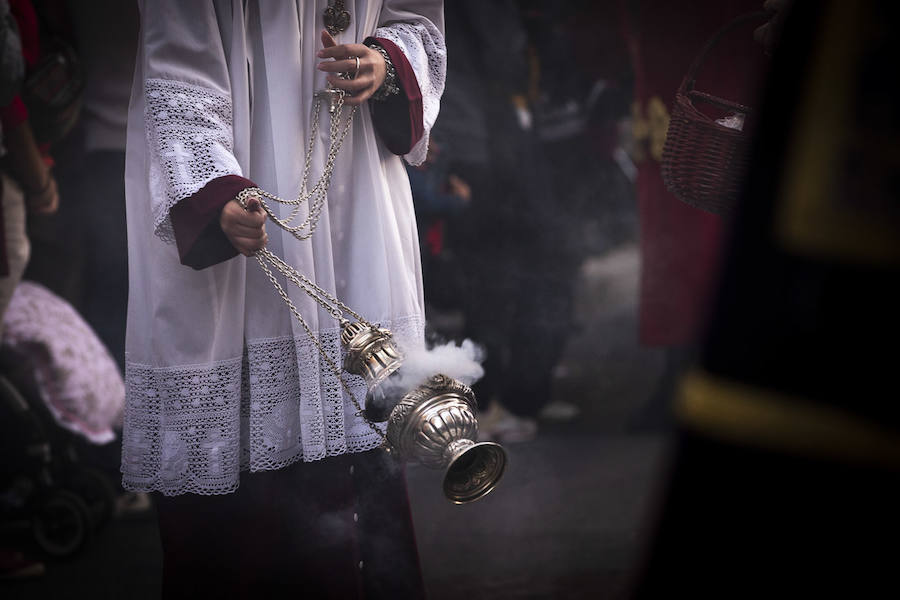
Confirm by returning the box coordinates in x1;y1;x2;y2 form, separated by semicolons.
239;86;387;443
256;249;372;326
254;253;387;443
236;89;357;241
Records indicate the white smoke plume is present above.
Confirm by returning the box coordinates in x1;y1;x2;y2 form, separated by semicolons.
396;338;485;389
366;338;486;417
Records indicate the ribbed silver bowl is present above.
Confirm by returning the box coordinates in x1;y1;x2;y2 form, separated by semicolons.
386;374;507;504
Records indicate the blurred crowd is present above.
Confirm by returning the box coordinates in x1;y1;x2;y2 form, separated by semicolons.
1;0;143;579
0;0;639;577
8;0;891;593
408;0;634;442
0;0;765;579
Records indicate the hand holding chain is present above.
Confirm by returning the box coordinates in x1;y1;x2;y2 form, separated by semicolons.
235;87;384;442
235;52;507;502
235;88;357;242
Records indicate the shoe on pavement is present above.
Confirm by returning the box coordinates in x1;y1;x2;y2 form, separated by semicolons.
478;402;538;444
115;491;153;519
539;400;581;421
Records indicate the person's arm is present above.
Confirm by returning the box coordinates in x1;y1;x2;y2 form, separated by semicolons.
1;118;58;214
137;0;265;270
316;29;422;156
318;0;445;165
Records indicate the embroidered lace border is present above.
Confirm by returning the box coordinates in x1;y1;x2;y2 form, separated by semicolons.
144;77;243;243
121;315;423;496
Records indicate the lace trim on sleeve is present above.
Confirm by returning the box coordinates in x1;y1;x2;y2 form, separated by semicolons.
373;20;446;166
144;78;242;243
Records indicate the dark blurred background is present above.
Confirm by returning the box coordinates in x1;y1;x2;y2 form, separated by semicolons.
3;0;898;598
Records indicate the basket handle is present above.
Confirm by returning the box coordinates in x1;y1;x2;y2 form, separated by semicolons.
680;11;772;95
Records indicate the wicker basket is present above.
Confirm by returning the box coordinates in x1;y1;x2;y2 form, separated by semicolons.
661;12;768;215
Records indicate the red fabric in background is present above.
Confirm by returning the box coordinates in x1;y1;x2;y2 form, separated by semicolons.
0;0;40;128
0;96;28;130
8;0;39;65
627;0;769;346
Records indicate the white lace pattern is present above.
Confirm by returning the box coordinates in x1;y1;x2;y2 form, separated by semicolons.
121;315;423;496
144;78;242;242
374;20;446;166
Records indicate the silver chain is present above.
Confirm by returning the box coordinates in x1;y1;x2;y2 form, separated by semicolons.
236;90;358;241
256;250;387;444
256;248;371;327
240;87;387;443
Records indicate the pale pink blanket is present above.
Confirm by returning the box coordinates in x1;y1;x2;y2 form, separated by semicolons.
1;281;124;443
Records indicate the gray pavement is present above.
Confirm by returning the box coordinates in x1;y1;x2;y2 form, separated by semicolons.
410;433;668;600
2;243;673;599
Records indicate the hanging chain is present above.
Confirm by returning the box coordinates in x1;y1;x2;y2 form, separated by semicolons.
256;248;372;327
238;86;388;443
254;252;387;443
235;90;358;241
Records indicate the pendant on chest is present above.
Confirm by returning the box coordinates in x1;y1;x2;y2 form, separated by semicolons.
323;1;351;36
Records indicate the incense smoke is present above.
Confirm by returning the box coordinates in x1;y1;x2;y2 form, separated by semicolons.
364;338;485;420
395;338;485;388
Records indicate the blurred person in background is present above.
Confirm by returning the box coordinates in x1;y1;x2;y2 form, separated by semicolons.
405;138;472;324
0;0;60;321
631;0;900;595
520;0;635;422
434;0;573;443
0;0;56;580
1;0;63;323
621;0;769;431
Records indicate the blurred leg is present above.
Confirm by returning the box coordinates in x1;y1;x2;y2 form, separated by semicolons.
155;450;423;599
80;151;128;373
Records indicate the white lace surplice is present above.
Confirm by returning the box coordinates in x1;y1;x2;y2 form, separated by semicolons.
122;0;445;496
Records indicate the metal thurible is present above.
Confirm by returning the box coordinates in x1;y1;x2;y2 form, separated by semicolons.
340;322;404;396
340;322;508;504
387;374;507;504
244;76;506;505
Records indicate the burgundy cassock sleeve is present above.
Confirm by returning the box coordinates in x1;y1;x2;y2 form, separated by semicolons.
364;37;424;155
169;175;255;270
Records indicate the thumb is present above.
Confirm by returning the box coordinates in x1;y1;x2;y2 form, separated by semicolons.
321;29;337;48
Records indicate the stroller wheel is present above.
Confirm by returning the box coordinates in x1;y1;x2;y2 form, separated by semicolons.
66;466;116;531
32;490;91;558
